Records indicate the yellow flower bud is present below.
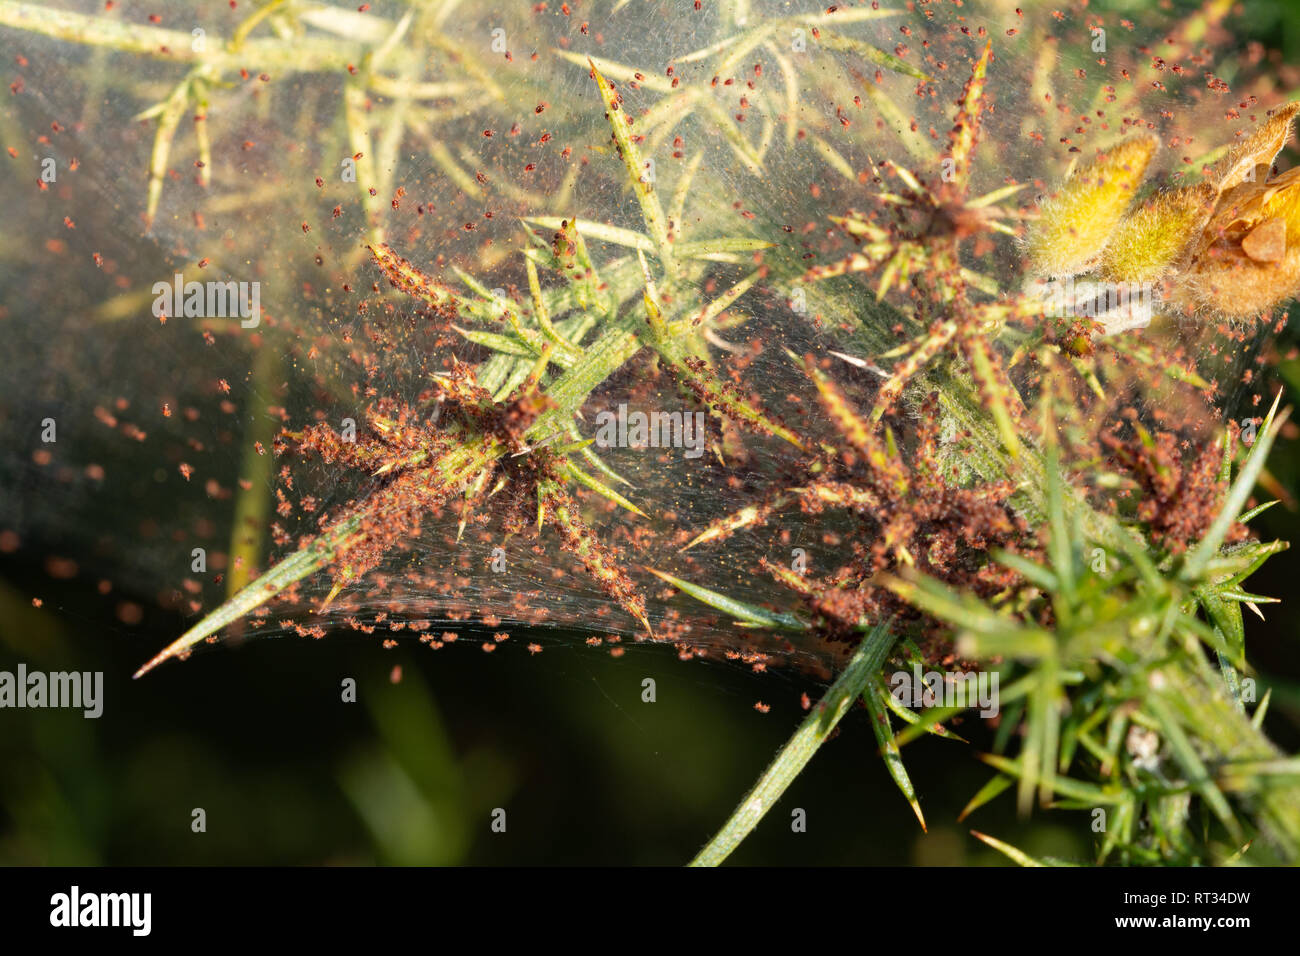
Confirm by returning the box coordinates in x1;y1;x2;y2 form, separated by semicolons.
1099;182;1216;284
1025;135;1158;278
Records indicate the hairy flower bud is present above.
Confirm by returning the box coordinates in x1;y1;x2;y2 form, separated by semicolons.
1025;135;1158;279
1099;182;1217;284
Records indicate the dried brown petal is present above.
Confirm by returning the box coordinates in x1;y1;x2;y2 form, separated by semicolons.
1206;101;1300;193
1241;218;1287;263
1180;242;1300;318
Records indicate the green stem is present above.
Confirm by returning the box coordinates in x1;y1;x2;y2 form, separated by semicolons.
689;621;896;866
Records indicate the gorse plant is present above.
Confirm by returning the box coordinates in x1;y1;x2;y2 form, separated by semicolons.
5;0;1300;865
